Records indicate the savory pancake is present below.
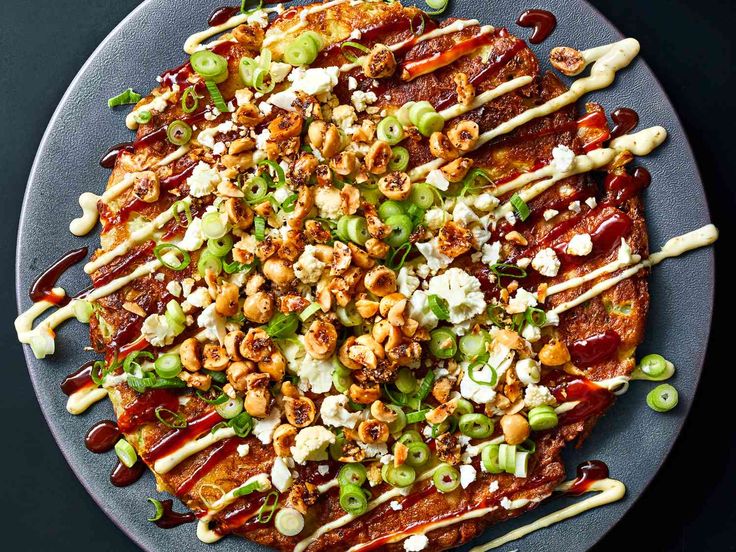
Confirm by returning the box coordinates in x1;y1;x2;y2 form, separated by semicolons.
16;0;719;550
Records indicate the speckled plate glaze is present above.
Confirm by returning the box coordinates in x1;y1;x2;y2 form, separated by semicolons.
15;0;715;550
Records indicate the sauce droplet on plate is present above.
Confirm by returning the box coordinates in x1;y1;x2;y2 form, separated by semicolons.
85;420;121;453
516;9;557;44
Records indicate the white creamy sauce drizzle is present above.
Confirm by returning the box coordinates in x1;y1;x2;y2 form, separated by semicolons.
469;479;626;552
410;38;642;179
154;426;237;474
439;75;533;121
492;126;667;217
293;466;441;552
550;224;718;315
67;386;108;415
339;19;489;73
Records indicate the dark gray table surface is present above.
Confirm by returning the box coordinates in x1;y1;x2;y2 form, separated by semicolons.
1;0;733;550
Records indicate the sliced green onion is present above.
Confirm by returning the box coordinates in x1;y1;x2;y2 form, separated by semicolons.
338;463;367;487
454;398;473;416
514;450;530;477
387;405;407;434
386;243;412;271
215;396;244;419
525;307;547;327
468;355;497;386
154;243;191;271
389;146;410;171
408;101;434;126
429;328;457;359
252;66;275;94
196;384;228;405
228;411;255;437
299;302;322;322
340;41;370;63
154;354;182;379
284;33;320;66
395;367;417;394
646;384;679;412
510;193;530;221
432;463;460;493
481;444;503;474
90;359;112;385
166;300;185;326
201;211;227;239
498;443;516;474
147;498;164;522
424;0;449;15
346;216;369;245
409;183;435;209
108;88;141;108
639;354;669;378
405;441;431;467
378;200;405;220
405;409;428;424
166;120;192;146
377;116;404;145
243;176;269;204
181;86;200;113
197;250;223;277
155;407;188;429
397;102;416;126
123;351;153;374
381;463;416;488
336;303;362;327
266;312;299;338
339;483;369;515
281;193;299;213
398;430;423;445
205;79;230;113
415;371;435;401
428;294;450;321
417;111;444;137
528;405;558;431
275;507;304;536
207;235;234;257
490;263;527;279
258;159;286;187
254;216;266;241
257;491;280;523
459;413;494;439
114;439;138;468
384;214;413;248
171;200;192;226
233;480;261;498
191;50;229;82
333;370;352;393
73;300;93;323
459;168;493;197
459;331;490;358
134;110;152;124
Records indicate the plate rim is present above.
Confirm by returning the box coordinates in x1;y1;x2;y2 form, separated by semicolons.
14;0;716;550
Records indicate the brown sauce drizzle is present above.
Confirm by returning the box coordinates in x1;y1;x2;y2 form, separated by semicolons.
604;166;651;203
85;420;121;453
100;142;134;169
566;460;610;495
111;459;145;487
117;389;181;433
61;362;96;396
208;6;240;26
145;409;223;463
516;9;557;44
175;438;241;496
610;107;639;139
153;499;196;529
550;379;614;424
29;247;88;305
569;330;621;366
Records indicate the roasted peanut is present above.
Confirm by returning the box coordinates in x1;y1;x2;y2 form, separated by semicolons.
365;238;390;259
549;46;586;76
425;399;458;425
500;413;530;445
215;282;240;317
202;344;229;371
387;341;422;366
245;387;271;417
441;157;473;182
226;361;254;392
242;291;275;323
355;298;380;318
453;72;475;106
224;330;245;361
179;370;211;391
364;266;397;297
379;292;406;317
370;400;398;423
268;111;303;141
394;441;409;467
284;396;317;428
232;23;264;50
364;141;392;175
429;132;459;161
291;153;319;187
262;257;296;285
447;120;480;152
363;44;397;79
330;241;352;276
132;171;160;203
179;337;202;372
349;383;381;404
225;198;254;229
329;151;357;176
239;327;273;362
358;420;389;443
258;349;286;381
538;339;571;366
273;424;297;457
378;171;412;201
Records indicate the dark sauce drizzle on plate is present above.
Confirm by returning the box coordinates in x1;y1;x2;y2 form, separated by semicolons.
153;499;197;529
516;9;557;44
85;420;121;453
29;247;88;305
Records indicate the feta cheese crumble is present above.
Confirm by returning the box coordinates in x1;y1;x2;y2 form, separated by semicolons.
566;233;593;256
459;464;477;489
531;247;561;277
187;161;221;197
426;169;450;191
551;144;576;172
320;394;361;429
403;534;429;551
141;314;176;347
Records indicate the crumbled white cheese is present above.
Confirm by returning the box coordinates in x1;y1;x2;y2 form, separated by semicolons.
197;303;226;344
255;128;271;151
531;248;561;277
177;218;204;251
481;241;502;265
504;211;517;226
500;497;513;510
389;500;403;511
507;288;538;314
543;209;559;221
141;314;176;347
246;8;270;27
424;208;446;231
187;161;220;197
524;384;557;408
617;239;635;264
269;61;292;84
566;233;593;256
271;457;294;492
187;287;212;308
380;454;394;465
320;394;361;429
426;169;450;191
416;239;452;273
349;29;362;40
268;90;298;111
489;481;500;493
568;200;581;213
314;187;343;219
296;354;334;394
212;141;226;156
459;464;477;489
332;104;357;130
452;202;481;226
585;196;598;209
291;426;336;464
348;76;358;90
294;245;326;284
427;268;486;324
474;193;500;211
317;464;330;476
291;67;340;95
253;407;282;444
551;144;576;172
357;441;388;458
397;266;420;297
166;280;182;297
407;290;439;330
516;257;531;269
237;444;250;457
545;311;560;327
403;534;429;552
258;101;273;116
521;323;541;343
460;362;498;404
350;90;377;112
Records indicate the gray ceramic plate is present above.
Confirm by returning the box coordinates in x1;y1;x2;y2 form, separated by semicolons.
15;0;715;550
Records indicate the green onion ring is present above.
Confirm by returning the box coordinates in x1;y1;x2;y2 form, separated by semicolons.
153;243;191;271
181;86;200;114
428;294;450;320
196;384;229;405
340;41;370;63
646;384;679;412
205;80;230;113
490;263;527;279
257;491;280;523
166;120;193;146
155;406;188;429
170;200;192;226
147;498;165;522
